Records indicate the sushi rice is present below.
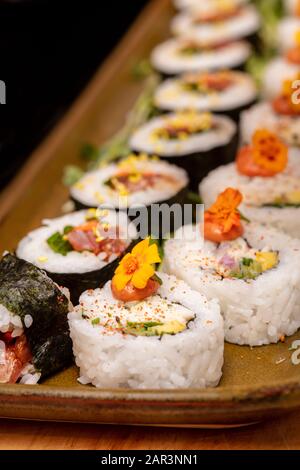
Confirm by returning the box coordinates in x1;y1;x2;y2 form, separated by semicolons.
163;223;300;346
154;70;257;113
262;57;300;99
68;273;224;389
151;38;252;76
171;4;260;45
240;101;300;147
277;17;300;52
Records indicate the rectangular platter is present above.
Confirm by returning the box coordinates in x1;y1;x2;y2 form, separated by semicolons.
1;0;300;428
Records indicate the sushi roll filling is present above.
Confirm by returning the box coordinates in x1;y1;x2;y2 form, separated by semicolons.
181;70;235;94
46;209;127;259
103;155;182;196
0;310;34;384
178;39;230;56
81;286;195;338
199;238;279;281
202;188;279;280
153;111;214;140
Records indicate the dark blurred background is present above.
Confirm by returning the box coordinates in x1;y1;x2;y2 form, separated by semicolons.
0;0;148;189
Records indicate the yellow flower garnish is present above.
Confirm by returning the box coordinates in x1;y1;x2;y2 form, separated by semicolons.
112;238;161;291
294;29;300;46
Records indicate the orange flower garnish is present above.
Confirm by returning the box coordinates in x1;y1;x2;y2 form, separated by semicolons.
237;129;288;177
296;0;300;16
204;188;244;243
112;238;161;292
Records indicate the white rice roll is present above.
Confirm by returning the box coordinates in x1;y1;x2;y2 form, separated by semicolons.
163;223;300;346
70;158;188;210
151;38;252;75
171;5;260;44
262;57;300;99
129;113;236;157
16;210;136;275
240;101;300;147
199;150;300;238
154;71;257;112
277;17;300;52
68;273;224;389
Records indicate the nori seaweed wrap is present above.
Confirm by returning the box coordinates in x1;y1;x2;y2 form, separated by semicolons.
129;111;237;191
0;254;73;384
16;210;138;304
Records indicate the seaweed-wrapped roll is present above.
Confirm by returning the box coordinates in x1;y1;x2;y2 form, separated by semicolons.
0;254;73;384
68;239;224;389
154;70;257;121
200;129;300;238
151;38;251;77
17;210;137;303
129;111;237;190
70;154;189;211
171;4;260;45
163;189;300;346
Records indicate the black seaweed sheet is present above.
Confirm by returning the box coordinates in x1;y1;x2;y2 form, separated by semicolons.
0;254;73;379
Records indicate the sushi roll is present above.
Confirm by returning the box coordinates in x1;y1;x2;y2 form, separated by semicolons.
68;239;224;389
163;189;300;346
154;70;257;121
171;4;260;46
151;38;252;77
16;209;137;304
262;57;300;99
70;154;189;211
0;254;73;384
241;75;300;147
129;111;237;190
277;17;300;52
200;129;300;238
173;0;249;12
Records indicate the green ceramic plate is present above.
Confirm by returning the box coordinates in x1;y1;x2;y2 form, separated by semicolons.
0;0;299;428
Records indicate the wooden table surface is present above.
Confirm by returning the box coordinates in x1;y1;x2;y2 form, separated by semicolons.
0;413;299;450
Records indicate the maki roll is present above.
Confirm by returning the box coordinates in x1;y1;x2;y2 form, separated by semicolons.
200;129;300;238
262;57;300;99
129;111;237;190
163;189;300;346
151;38;252;77
154;70;257;121
70;154;189;211
277;17;300;52
171;4;260;45
68;239;224;389
16;210;137;304
0;254;73;384
241;76;300;147
173;0;249;12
